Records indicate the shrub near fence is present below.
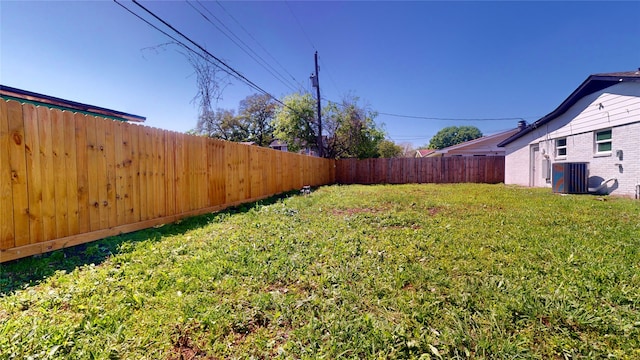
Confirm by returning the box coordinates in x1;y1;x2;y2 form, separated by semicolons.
335;156;505;185
0;99;335;262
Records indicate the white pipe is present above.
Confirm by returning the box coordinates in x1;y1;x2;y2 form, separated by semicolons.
589;178;617;194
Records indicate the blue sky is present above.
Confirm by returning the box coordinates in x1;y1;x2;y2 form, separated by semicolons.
2;1;639;148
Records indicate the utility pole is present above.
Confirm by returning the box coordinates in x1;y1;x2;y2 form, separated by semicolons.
311;51;323;157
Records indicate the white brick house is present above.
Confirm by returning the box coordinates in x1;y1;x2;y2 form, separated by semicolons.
498;70;640;197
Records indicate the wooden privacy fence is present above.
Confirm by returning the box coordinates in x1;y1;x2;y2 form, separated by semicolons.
335;156;505;185
0;98;507;262
0;100;335;262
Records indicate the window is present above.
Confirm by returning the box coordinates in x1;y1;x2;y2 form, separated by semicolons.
555;138;567;158
595;129;612;154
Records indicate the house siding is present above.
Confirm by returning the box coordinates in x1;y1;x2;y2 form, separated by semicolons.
504;82;640;197
504;137;536;186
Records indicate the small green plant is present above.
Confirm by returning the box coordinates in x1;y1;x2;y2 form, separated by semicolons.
1;184;639;358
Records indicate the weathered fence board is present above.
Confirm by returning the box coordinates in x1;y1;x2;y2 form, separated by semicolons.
336;156;504;185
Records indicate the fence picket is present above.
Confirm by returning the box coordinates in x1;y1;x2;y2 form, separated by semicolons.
24;104;44;244
144;127;156;218
105;119;117;227
122;122;136;223
114;121;126;226
139;126;150;220
35;107;56;242
155;129;166;217
211;139;226;206
84;115;101;232
95;116;109;230
130;124;142;222
6;101;29;248
64;112;79;235
173;131;186;214
164;131;176;215
275;151;283;194
51;109;68;238
0;100;15;250
198;136;208;208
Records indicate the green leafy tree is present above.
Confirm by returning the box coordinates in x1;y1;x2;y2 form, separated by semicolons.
272;93;318;153
273;93;391;159
193;94;277;146
239;94;276;146
377;139;404;158
194;109;248;141
324;96;384;159
427;126;482;149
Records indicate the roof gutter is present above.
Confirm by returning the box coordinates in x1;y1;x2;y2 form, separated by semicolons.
498;73;640;147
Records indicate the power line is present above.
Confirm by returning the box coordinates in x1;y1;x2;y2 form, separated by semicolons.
123;0;286;107
390;136;433;140
285;1;317;52
187;0;299;93
113;0;250;102
377;112;536;122
282;3;343;97
214;0;305;91
318;57;343;97
321;97;538;125
114;0;234;77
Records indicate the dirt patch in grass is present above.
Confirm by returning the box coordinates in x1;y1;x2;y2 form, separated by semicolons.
402;283;415;291
264;284;291;294
168;324;214;360
332;208;384;216
167;344;211;360
385;224;423;230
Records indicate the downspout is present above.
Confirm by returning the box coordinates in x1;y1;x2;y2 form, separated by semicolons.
636;184;640;199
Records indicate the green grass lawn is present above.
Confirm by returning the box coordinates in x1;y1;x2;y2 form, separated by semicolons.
1;184;639;359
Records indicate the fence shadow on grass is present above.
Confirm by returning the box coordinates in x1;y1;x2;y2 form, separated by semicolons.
0;190;301;296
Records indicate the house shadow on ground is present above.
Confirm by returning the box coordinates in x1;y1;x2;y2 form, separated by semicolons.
0;190;301;296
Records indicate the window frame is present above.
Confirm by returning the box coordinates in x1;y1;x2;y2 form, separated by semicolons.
555;137;567;159
594;129;612;155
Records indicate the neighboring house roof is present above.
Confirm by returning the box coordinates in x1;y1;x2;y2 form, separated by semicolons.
433;128;520;156
415;149;435;158
498;70;640;147
0;85;146;122
269;139;287;147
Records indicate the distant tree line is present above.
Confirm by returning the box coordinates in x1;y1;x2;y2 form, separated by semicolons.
190;91;403;159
